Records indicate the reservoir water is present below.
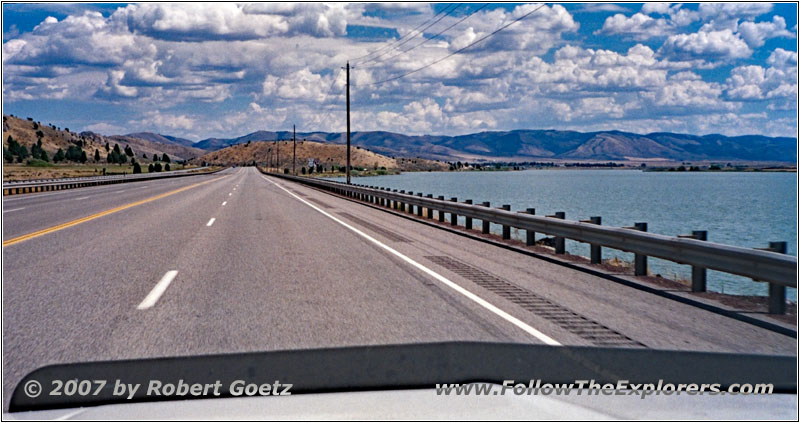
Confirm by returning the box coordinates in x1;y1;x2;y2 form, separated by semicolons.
330;169;797;301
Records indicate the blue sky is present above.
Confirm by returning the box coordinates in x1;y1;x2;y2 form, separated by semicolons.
2;2;797;140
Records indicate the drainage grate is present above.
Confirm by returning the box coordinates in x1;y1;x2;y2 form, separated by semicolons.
338;212;411;243
425;256;644;347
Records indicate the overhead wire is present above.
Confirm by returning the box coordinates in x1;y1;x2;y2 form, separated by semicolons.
357;3;464;66
361;3;489;69
362;3;547;87
349;4;459;64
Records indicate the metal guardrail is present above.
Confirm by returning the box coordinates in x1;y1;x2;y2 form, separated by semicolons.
3;167;216;195
3;167;206;186
262;170;797;314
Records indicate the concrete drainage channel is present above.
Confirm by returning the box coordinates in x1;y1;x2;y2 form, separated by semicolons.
263;170;796;338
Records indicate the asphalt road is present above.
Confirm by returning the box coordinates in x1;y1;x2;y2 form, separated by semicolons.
2;166;795;409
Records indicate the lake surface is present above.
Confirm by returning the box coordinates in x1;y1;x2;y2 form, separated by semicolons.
330;169;797;300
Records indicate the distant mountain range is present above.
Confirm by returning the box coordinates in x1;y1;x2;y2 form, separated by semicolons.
123;130;797;163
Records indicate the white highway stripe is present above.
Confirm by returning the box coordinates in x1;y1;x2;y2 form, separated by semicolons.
262;176;560;346
74;196;90;201
222;201;227;206
229;192;232;196
137;270;179;310
3;207;25;213
206;218;216;226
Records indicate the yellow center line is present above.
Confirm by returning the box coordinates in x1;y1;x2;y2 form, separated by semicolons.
3;175;227;247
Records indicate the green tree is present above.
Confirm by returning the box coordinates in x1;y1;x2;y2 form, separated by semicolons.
119;152;127;164
3;147;13;163
31;140;43;160
164;163;170;171
161;153;170;163
148;163;154;172
154;162;162;172
40;150;49;162
80;151;88;163
6;135;21;157
53;148;65;163
152;153;159;161
16;145;29;162
104;142;110;152
65;145;83;161
133;161;142;174
124;145;134;157
94;149;100;161
113;144;121;155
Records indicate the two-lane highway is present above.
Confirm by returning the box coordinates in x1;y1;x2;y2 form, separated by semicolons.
2;167;795;409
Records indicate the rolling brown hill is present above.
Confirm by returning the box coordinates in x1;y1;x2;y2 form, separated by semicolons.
190;140;449;171
104;135;206;162
2;114;205;163
3;114;105;160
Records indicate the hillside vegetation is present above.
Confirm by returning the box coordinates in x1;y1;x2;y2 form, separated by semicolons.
2;114;198;180
3;114;204;164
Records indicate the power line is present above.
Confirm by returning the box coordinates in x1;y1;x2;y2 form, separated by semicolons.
321;6;461;107
319;68;343;107
361;3;489;69
363;3;547;87
357;3;464;66
350;4;458;64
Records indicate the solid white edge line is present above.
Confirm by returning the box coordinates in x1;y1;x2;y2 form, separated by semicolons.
261;175;561;346
137;270;179;310
222;201;227;206
206;218;216;226
2;207;25;213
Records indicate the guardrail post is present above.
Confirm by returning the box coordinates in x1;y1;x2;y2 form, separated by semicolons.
689;231;708;292
768;241;787;314
465;200;473;229
525;208;536;246
417;193;423;216
547;212;566;253
633;222;648;276
437;196;445;222
482;201;491;234
501;205;511;239
580;216;602;263
450;197;458;226
392;189;398;209
407;192;413;213
426;194;434;218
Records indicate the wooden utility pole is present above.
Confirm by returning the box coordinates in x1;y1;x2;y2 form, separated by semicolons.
276;140;280;173
345;61;351;184
292;124;296;175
